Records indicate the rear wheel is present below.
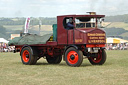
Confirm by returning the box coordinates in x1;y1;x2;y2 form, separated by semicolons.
21;47;37;65
65;47;83;67
46;55;62;64
88;49;106;65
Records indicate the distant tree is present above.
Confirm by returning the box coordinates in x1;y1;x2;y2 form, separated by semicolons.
104;27;128;36
123;36;128;40
0;25;9;39
0;25;6;35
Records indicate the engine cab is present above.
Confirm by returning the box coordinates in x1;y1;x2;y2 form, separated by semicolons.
57;12;106;47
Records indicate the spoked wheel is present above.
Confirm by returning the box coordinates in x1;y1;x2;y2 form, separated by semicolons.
65;47;83;67
46;55;62;64
88;49;106;65
21;47;37;65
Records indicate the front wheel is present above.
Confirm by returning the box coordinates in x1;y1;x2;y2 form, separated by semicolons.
65;47;83;67
88;49;106;65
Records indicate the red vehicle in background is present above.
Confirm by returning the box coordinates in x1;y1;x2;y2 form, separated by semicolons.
10;12;106;67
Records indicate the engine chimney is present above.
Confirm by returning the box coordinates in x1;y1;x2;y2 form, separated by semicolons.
87;12;96;15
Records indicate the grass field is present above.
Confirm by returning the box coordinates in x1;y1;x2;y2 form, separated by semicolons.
0;50;128;85
107;22;128;30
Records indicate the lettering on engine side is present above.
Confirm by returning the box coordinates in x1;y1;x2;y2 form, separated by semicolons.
87;33;106;43
75;39;83;43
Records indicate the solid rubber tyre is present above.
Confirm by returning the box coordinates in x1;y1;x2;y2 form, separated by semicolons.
65;47;83;67
21;47;37;65
46;55;62;64
88;49;106;65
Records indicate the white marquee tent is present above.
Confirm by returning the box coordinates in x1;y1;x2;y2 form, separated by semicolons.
0;38;9;43
106;38;128;43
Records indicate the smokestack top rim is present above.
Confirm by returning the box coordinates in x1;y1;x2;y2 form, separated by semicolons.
87;12;96;15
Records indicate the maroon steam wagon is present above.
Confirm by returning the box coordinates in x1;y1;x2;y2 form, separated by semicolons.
9;13;107;67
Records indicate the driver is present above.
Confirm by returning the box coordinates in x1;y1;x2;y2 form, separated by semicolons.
66;18;74;29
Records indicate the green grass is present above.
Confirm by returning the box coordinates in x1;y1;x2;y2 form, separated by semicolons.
0;50;128;85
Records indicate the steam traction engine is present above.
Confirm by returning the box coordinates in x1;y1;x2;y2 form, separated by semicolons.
9;13;107;67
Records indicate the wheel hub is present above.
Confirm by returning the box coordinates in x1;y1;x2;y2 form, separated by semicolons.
26;55;29;58
70;55;75;60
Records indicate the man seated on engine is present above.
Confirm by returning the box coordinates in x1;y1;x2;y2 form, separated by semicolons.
66;18;74;29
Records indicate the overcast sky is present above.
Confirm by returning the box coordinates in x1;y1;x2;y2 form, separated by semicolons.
0;0;128;17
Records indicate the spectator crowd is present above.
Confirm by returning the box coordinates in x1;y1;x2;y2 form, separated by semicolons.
106;43;128;50
0;43;128;52
0;43;15;52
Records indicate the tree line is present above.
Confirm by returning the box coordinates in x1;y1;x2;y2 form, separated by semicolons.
1;14;128;25
103;27;128;40
0;17;57;25
1;14;128;40
105;14;128;23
